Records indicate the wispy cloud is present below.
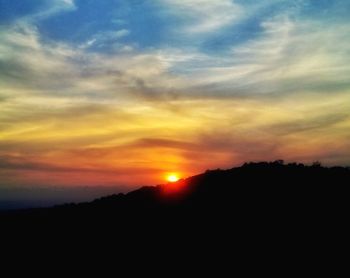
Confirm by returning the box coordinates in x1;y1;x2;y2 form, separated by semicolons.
80;28;130;50
17;0;76;23
1;0;350;193
158;0;243;34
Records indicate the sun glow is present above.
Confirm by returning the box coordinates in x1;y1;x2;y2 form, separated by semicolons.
166;174;180;183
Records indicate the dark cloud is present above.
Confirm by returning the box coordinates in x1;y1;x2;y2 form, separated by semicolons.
267;113;350;136
0;155;102;173
0;94;9;102
129;138;197;150
0;155;163;175
126;134;280;165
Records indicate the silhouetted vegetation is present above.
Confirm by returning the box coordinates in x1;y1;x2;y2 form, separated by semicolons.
1;160;347;270
1;161;349;232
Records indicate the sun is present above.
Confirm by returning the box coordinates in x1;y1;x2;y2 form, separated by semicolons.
166;174;180;183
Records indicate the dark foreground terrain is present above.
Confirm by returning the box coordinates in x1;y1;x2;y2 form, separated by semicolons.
1;161;349;270
1;161;349;229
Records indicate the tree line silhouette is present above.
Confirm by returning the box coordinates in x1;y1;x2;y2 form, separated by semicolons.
1;160;349;227
2;159;348;268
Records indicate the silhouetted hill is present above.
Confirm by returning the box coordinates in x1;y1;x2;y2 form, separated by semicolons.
2;160;349;269
1;161;349;229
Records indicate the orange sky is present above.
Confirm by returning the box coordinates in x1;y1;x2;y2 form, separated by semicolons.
1;0;350;196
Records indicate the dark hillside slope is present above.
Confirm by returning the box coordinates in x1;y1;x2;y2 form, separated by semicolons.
2;161;349;230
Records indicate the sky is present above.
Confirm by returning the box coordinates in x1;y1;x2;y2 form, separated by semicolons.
1;0;350;208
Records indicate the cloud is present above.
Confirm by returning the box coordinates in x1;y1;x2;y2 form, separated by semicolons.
1;0;350;194
3;3;349;105
0;23;82;92
0;22;188;102
80;29;130;49
0;155;90;173
129;138;197;150
15;0;77;23
175;14;350;98
0;154;162;176
158;0;243;34
267;113;350;136
2;1;349;101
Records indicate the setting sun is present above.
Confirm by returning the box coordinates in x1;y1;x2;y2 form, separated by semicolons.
1;0;350;211
166;174;180;183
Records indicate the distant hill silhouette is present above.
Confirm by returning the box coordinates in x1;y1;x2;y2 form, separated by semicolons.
2;160;348;268
2;161;349;228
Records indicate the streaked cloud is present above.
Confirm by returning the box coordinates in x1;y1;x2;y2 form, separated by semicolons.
158;0;243;34
1;0;350;200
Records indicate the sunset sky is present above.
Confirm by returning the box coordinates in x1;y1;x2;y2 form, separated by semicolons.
1;0;350;207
